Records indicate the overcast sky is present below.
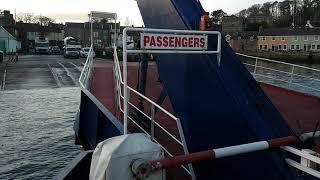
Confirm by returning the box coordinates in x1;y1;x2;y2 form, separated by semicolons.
2;0;270;25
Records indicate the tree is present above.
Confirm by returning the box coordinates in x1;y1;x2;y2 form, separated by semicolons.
210;9;227;24
16;13;34;23
247;4;261;16
260;2;273;16
237;9;248;18
34;15;55;26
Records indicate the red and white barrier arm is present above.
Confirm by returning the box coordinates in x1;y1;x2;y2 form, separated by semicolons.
151;136;297;170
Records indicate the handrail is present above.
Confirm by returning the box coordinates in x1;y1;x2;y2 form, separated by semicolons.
237;52;320;73
112;45;194;177
237;53;320;96
79;44;94;89
113;48;123;82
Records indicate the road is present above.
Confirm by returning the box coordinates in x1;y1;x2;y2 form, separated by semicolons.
0;55;106;90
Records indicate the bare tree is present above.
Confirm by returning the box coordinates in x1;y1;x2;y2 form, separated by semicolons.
33;15;55;26
16;13;34;23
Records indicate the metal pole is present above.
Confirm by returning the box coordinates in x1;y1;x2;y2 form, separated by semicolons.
123;29;128;134
90;13;93;47
151;104;155;138
253;58;258;75
151;136;297;170
176;118;196;180
289;66;295;87
114;15;117;47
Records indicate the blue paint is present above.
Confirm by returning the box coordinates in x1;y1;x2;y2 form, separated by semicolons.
74;89;123;150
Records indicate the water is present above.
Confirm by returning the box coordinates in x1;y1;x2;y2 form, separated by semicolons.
0;87;82;180
239;55;320;97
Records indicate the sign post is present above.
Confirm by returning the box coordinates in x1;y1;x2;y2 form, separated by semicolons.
122;28;221;135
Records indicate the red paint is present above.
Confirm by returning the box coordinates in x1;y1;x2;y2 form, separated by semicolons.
169;36;175;47
200;38;205;48
143;36;150;47
194;38;199;48
175;37;181;47
152;150;214;169
163;36;169;47
261;83;320;134
268;136;297;148
182;37;188;47
156;36;162;47
142;34;206;49
150;36;156;47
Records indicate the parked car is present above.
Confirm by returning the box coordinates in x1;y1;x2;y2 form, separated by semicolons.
80;47;95;58
64;47;80;58
51;46;61;53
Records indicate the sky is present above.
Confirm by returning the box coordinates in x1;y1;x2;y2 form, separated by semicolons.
1;0;270;26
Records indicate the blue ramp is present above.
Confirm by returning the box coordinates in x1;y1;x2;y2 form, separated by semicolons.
136;0;299;179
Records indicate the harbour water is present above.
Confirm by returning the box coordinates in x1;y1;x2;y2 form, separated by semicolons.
0;87;82;180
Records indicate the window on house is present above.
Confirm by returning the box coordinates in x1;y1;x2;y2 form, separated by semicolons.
315;36;319;41
312;45;316;49
264;45;268;49
281;37;285;41
304;36;308;41
279;45;282;50
284;45;287;50
259;45;262;49
294;36;298;41
317;45;320;49
272;37;275;41
262;37;266;41
93;32;99;38
291;45;295;49
296;45;300;49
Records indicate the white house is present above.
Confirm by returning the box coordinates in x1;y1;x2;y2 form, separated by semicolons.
0;26;18;53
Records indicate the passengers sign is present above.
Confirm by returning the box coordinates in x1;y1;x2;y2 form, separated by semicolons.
140;33;208;50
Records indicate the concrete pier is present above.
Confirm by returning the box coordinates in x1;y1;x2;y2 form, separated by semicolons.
0;55;106;90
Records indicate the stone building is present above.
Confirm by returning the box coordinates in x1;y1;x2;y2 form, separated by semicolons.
225;31;258;52
222;15;245;34
64;22;120;48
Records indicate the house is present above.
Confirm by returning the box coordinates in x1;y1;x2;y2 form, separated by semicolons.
258;28;290;51
258;28;320;52
0;10;15;36
0;26;18;53
287;28;320;51
64;22;120;48
225;31;258;52
15;22;64;51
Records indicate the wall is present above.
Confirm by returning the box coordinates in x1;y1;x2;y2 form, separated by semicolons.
0;27;17;53
258;36;289;51
288;35;320;51
233;38;258;52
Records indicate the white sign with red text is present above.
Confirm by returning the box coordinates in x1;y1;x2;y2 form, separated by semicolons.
140;33;208;50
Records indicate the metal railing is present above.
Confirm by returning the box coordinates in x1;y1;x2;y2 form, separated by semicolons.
113;46;195;178
79;45;94;89
237;53;320;97
282;146;320;178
